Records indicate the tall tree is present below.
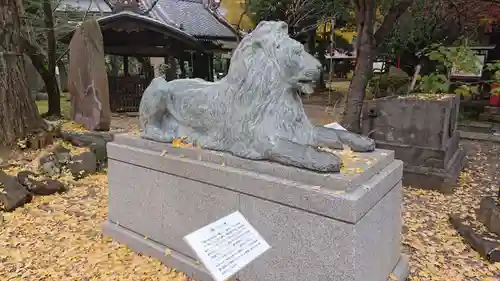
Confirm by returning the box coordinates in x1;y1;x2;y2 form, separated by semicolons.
21;0;90;117
380;0;500;75
21;0;64;117
246;0;343;39
341;0;413;132
0;0;45;146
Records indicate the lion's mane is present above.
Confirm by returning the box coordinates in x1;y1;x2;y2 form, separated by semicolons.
139;21;317;158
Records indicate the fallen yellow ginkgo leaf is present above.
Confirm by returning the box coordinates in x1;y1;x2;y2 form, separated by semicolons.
172;138;193;149
388;273;398;280
165;248;172;256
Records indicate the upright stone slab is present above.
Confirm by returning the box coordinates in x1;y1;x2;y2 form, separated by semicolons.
361;94;466;193
68;19;111;131
103;134;409;281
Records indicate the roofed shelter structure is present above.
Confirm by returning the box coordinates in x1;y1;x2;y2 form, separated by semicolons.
63;0;239;112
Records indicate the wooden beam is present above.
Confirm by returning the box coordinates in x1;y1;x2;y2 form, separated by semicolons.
104;45;184;57
123;56;129;76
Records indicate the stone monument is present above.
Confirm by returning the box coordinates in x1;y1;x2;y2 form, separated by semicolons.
68;19;111;131
103;21;409;281
361;94;466;193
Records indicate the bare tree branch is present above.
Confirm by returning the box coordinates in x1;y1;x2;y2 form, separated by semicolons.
55;0;93;63
374;0;414;45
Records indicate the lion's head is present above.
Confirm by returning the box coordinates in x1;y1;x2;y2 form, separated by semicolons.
227;21;321;94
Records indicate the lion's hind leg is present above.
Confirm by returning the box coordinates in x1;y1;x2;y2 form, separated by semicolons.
139;79;178;143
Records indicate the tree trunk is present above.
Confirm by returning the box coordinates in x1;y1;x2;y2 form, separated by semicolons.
43;0;61;117
342;0;414;133
342;1;376;133
0;0;45;146
57;60;68;92
316;36;327;91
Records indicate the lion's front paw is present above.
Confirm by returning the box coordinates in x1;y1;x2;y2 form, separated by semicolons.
345;135;376;152
309;151;343;173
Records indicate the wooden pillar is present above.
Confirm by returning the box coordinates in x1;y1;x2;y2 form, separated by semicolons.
208;54;214;81
225;58;231;73
192;52;211;81
123;56;129;76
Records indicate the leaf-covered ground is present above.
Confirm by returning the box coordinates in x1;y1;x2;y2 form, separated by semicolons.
0;119;499;280
403;140;500;281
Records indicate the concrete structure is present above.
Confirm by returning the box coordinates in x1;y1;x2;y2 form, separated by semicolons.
361;94;466;193
103;134;409;281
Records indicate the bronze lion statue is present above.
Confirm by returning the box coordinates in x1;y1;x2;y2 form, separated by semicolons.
139;21;375;172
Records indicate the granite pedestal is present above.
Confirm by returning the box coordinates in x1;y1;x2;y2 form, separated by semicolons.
362;94;466;193
103;134;409;281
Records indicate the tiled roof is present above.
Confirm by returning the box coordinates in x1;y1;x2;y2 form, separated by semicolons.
141;0;237;39
57;0;238;42
56;0;113;13
97;10;203;49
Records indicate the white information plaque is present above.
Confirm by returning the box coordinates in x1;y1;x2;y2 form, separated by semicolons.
324;122;347;131
184;211;271;281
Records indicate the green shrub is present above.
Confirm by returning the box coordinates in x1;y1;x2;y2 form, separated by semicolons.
368;66;410;98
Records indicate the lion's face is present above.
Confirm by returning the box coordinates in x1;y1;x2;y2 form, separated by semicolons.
228;21;322;94
275;36;322;94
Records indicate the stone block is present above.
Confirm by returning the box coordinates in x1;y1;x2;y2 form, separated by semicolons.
362;95;465;193
477;197;500;236
362;94;460;150
103;134;409;281
479;106;500;122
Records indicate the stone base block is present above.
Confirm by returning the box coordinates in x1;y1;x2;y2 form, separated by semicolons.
102;221;410;281
477;197;500;236
402;147;466;193
104;134;409;281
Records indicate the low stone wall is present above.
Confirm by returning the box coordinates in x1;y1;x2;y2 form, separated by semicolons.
103;134;409;281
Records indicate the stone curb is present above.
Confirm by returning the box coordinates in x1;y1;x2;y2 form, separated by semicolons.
458;130;500;143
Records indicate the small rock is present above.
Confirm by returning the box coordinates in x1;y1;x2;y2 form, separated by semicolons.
67;151;97;179
41;179;66;193
0;171;32;212
38;153;56;167
44;120;62;136
48;144;71;164
38;144;70;165
36;144;70;176
35;92;48;101
41;161;60;177
90;139;107;163
17;171;66;195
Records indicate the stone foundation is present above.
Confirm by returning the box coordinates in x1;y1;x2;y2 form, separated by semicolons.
103;134;409;281
362;94;466;193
